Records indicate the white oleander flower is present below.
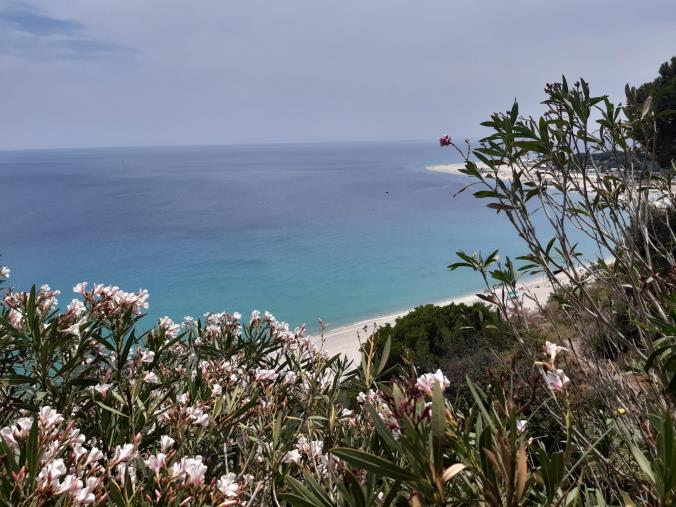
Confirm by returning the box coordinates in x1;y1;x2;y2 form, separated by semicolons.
416;369;450;395
545;341;569;363
145;453;167;474
186;407;209;427
182;456;207;485
158;316;180;338
55;474;79;495
85;447;104;466
14;417;33;439
140;350;155;363
111;443;135;464
8;309;24;329
160;435;175;452
93;383;111;397
282;449;302;464
63;319;84;337
545;369;570;392
73;282;88;295
37;459;67;490
0;426;18;449
255;368;278;382
73;481;96;505
217;473;239;497
73;443;88;461
39;407;64;430
67;299;86;316
282;371;298;385
296;437;323;458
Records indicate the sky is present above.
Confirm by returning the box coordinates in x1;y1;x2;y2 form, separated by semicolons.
0;0;675;150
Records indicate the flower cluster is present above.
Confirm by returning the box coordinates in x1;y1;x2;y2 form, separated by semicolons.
0;270;363;505
3;284;61;330
74;282;149;318
1;407;107;505
537;341;571;392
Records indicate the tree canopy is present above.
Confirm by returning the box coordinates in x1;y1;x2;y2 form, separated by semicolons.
627;56;676;167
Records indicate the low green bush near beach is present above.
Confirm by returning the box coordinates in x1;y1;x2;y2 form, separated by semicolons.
1;63;676;506
370;302;535;402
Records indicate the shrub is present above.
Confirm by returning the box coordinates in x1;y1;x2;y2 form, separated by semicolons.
372;302;519;402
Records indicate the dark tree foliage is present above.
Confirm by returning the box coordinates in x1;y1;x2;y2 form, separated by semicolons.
373;302;516;401
627;56;676;168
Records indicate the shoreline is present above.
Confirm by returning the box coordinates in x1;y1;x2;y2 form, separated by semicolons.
314;163;613;363
427;162;515;179
315;273;554;363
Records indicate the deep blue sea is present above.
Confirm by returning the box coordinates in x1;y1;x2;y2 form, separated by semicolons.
1;142;549;331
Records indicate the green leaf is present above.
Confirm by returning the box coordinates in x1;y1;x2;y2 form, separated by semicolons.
473;190;499;199
301;472;336;507
431;380;446;471
0;374;34;386
96;401;129;419
280;494;322;507
381;480;403;507
376;336;391;376
343;470;367;507
366;404;400;453
331;448;411;481
510;100;519;124
285;476;332;507
467;378;495;432
108;481;127;507
629;445;655;484
487;202;517;211
26;417;40;480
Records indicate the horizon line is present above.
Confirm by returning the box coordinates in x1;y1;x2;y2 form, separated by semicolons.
0;137;458;154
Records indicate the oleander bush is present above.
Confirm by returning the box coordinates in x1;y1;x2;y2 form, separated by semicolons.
0;277;672;506
1;68;676;506
438;70;676;504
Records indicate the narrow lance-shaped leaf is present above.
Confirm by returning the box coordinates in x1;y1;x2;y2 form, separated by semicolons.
431;380;446;472
331;448;412;482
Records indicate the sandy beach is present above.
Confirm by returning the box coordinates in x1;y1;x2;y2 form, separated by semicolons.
427;162;478;176
316;273;555;363
427;162;514;179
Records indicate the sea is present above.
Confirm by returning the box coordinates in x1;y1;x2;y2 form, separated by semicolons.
0;141;562;332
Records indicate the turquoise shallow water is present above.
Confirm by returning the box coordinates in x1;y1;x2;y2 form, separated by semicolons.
1;142;557;331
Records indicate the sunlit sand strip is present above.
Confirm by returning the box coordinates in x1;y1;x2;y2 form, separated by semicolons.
427;162;514;179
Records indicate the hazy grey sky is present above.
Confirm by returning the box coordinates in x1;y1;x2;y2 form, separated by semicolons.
1;0;674;149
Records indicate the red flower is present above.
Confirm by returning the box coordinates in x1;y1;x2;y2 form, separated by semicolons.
439;135;452;147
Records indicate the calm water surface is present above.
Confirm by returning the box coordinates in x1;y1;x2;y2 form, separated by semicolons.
1;142;543;330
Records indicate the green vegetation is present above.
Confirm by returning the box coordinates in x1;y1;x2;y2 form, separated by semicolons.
372;302;521;400
627;57;676;168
